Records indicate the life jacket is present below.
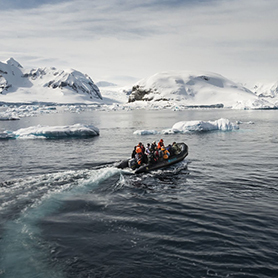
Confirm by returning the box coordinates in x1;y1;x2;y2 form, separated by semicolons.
162;148;170;159
137;143;145;153
157;141;164;149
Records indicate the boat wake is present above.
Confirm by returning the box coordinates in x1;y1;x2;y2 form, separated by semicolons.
0;166;122;277
0;159;189;277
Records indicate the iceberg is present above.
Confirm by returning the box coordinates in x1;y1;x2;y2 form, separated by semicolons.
1;123;99;139
132;118;239;136
171;118;239;133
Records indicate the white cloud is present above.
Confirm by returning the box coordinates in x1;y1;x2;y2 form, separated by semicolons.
0;0;278;84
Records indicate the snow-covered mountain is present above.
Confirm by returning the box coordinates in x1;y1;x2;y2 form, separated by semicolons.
0;58;102;104
1;58;278;109
128;71;277;109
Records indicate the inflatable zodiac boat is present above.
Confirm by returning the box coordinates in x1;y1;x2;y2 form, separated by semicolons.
117;143;188;174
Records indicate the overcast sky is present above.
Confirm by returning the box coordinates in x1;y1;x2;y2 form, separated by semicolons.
0;0;277;85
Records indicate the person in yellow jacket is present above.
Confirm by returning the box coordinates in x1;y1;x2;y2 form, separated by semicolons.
161;147;170;160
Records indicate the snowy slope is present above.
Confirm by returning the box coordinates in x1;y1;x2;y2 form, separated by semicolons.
251;82;278;98
0;58;102;104
128;71;275;109
0;58;30;93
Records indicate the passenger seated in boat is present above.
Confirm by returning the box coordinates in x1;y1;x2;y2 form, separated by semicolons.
131;146;137;158
152;149;158;161
156;148;163;160
166;144;173;156
145;143;151;155
138;142;145;153
148;152;158;164
172;142;181;155
135;146;143;166
132;142;144;158
151;141;157;152
135;142;147;164
157;139;164;150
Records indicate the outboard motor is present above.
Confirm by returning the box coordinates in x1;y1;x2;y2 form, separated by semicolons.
128;158;138;170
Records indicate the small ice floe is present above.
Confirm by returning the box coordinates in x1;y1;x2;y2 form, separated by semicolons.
236;120;254;125
133;129;158;135
161;128;176;135
171;118;239;133
0;112;20;120
1;123;99;139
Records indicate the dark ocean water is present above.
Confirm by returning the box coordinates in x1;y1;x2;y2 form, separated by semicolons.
0;108;278;278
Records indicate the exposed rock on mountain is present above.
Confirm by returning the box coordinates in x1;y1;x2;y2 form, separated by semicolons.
251;82;278;98
0;58;102;103
128;71;275;109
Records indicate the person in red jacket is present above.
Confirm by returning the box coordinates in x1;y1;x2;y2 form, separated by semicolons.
157;139;164;150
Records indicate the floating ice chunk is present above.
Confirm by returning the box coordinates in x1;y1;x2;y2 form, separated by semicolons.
132;118;239;136
0;112;20;120
133;129;158;135
171;118;239;133
0;131;16;139
216;118;239;131
161;128;176;135
132;118;238;136
6;123;100;139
